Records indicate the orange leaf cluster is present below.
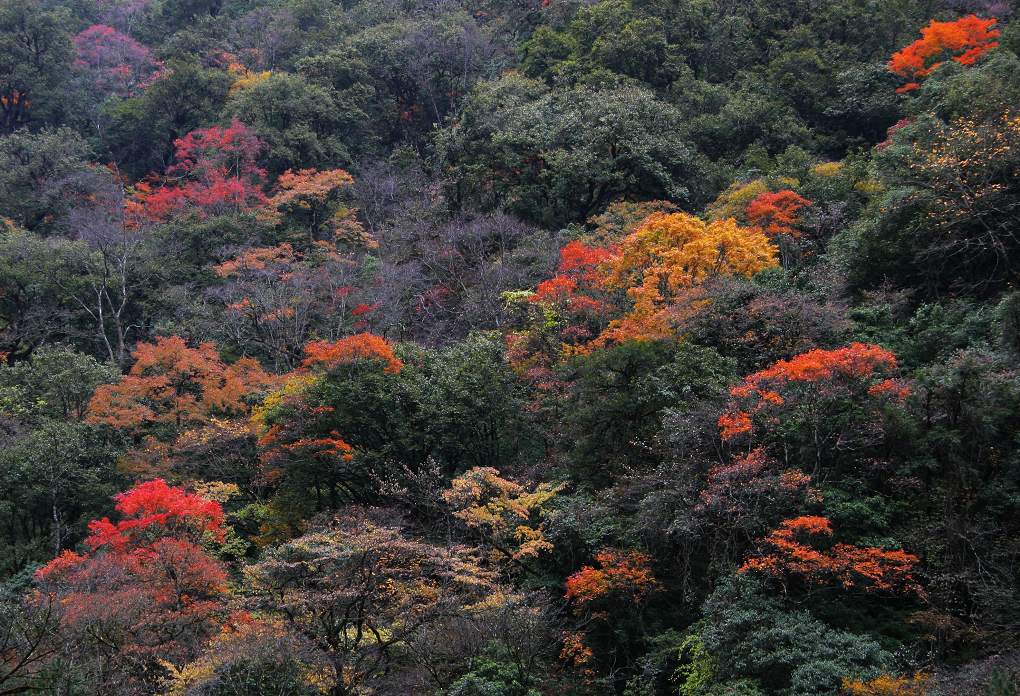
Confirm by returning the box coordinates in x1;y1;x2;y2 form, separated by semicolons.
889;15;1000;92
740;516;921;594
301;333;403;373
842;673;931;696
87;336;279;430
530;240;613;311
565;549;659;605
214;243;297;277
267;431;355;462
270;168;354;207
745;190;812;239
719;343;904;441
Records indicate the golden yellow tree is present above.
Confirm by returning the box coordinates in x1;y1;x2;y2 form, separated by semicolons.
593;212;778;347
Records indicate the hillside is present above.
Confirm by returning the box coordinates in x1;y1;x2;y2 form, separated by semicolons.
2;0;1020;694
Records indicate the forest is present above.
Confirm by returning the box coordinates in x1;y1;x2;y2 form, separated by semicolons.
1;0;1020;693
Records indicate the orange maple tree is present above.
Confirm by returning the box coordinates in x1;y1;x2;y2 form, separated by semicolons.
301;333;403;373
740;516;921;595
262;168;364;244
594;212;778;347
565;549;659;606
745;190;812;240
530;240;616;328
889;15;1000;93
718;343;906;441
87;336;278;430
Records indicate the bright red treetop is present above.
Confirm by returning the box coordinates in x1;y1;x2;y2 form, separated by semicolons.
889;15;1000;92
127;120;268;224
33;480;230;686
84;478;226;551
556;240;616;276
302;333;404;374
531;240;614;307
741;516;921;595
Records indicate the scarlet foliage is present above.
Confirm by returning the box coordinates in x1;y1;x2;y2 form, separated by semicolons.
531;240;613;313
745;190;812;239
557;240;616;276
740;516;921;594
126;120;267;224
301;333;403;373
86;336;278;430
84;478;226;550
889;15;1000;92
719;343;905;440
34;482;229;685
565;549;659;606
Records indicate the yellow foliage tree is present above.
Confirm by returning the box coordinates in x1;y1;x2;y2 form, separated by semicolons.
592;212;778;347
443;467;563;563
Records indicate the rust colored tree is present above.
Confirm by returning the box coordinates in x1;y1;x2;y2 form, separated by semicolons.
565;549;659;608
262;168;363;245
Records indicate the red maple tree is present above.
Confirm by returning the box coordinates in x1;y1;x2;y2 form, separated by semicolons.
126;120;268;224
34;480;230;689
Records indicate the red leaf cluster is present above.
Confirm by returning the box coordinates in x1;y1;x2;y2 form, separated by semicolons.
84;478;226;550
745;190;812;239
34;482;230;681
126;120;268;224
